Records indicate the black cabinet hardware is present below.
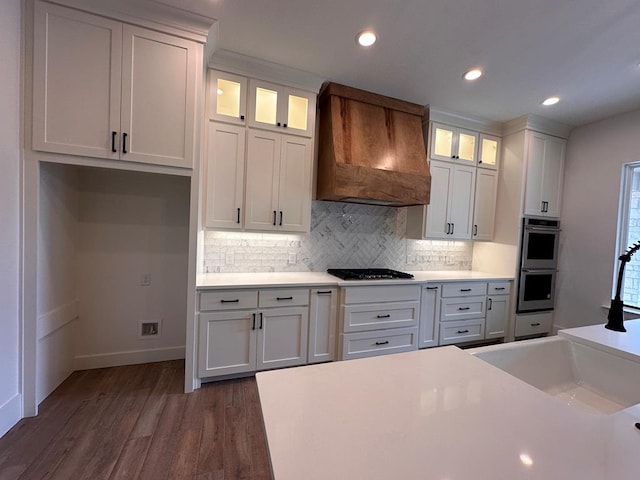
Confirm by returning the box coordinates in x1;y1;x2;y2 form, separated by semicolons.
488;298;493;310
259;312;263;329
240;115;245;120
494;287;506;291
446;222;451;234
279;211;283;226
457;330;469;334
426;286;438;290
376;314;391;318
277;296;293;301
221;299;239;303
122;132;128;154
458;307;470;311
531;322;541;327
473;224;478;236
252;313;256;330
283;123;287;128
451;223;454;235
460;288;472;292
317;290;332;295
111;131;117;153
277;122;281;126
237;207;241;224
375;340;389;346
272;210;276;226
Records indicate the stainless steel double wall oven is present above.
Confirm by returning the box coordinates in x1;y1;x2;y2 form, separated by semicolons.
517;217;560;313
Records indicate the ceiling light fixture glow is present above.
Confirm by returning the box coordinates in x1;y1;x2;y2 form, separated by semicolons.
463;68;483;81
356;30;377;47
542;96;560;106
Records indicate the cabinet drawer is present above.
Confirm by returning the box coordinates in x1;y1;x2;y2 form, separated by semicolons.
441;282;487;297
488;281;511;295
342;284;421;304
199;289;258;311
439;319;485;346
515;312;552;337
259;288;309;308
341;327;418;360
440;296;485;322
342;301;420;333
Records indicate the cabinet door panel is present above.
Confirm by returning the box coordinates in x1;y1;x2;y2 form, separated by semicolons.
540;137;565;217
245;130;281;230
524;133;546;215
205;123;246;229
121;25;196;168
33;2;122;158
308;289;337;363
449;165;476;239
478;134;500;169
278;136;312;232
473;169;497;241
209;71;247;124
456;128;478;164
486;295;509;339
419;285;440;348
257;307;309;370
198;311;256;377
430;123;455;161
425;162;452;238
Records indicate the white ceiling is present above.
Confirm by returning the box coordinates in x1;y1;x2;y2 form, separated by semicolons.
166;0;640;127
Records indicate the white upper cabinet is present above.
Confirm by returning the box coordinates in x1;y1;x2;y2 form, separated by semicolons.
478;134;500;170
523;132;566;218
205;122;246;229
33;1;198;169
429;122;479;165
472;169;498;241
208;70;248;125
248;79;316;137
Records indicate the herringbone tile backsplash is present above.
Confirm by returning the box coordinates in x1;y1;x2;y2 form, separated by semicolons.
202;201;473;273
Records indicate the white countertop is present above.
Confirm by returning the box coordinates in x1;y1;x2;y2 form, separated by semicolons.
197;270;512;289
257;343;640;480
560;319;640;363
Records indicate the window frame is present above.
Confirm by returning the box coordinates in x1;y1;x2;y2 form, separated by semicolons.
614;161;640;309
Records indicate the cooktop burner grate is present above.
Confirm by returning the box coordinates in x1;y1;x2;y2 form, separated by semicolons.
327;268;414;281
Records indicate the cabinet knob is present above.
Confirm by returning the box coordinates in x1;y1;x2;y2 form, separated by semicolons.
277;122;281;127
283;123;287;128
240;115;245;120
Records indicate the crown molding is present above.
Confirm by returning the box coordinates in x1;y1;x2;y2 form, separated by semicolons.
503;114;572;139
426;106;503;136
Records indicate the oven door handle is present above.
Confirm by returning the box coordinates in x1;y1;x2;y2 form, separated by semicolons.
521;269;558;273
524;226;561;233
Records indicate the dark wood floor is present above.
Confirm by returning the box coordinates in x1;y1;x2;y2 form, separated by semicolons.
0;361;272;480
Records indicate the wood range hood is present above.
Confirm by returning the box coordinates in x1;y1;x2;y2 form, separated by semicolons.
316;82;431;207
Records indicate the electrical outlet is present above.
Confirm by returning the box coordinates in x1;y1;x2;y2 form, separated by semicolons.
288;253;297;265
225;251;234;265
140;321;160;337
140;273;151;286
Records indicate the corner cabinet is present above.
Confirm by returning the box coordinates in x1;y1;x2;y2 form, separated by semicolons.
33;1;199;169
523;132;566;218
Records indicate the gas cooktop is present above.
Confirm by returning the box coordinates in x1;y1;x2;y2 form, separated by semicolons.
327;268;414;281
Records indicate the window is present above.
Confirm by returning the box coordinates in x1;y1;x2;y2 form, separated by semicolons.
615;162;640;309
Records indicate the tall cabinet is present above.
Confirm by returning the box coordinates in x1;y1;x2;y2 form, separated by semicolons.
204;69;317;233
523;132;566;218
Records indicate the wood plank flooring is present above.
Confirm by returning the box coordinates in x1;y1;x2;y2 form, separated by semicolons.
0;361;272;480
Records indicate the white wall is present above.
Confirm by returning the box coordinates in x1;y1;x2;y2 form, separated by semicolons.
74;168;189;368
37;163;79;403
0;0;22;437
555;108;640;329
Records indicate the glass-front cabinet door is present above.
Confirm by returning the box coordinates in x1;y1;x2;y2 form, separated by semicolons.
478;133;500;170
249;79;315;137
429;122;478;164
208;70;247;125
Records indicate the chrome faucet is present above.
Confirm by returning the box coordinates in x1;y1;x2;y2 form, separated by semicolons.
606;241;640;332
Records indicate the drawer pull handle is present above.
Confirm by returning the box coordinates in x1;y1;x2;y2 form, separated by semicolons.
531;322;541;327
457;330;469;334
458;307;470;311
494;287;506;291
375;340;390;346
376;314;391;318
460;288;472;292
221;299;240;303
317;290;332;295
277;296;293;301
426;286;438;290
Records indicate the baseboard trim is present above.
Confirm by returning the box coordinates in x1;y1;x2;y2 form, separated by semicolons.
73;346;185;370
37;300;79;340
0;394;22;439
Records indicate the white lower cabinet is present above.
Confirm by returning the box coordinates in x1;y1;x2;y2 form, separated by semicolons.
198;288;309;378
338;284;420;360
515;311;553;338
418;284;440;348
308;288;337;363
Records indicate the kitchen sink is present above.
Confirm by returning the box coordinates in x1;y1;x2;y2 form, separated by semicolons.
469;336;640;414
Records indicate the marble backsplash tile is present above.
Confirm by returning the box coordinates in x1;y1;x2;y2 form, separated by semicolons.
202;201;473;273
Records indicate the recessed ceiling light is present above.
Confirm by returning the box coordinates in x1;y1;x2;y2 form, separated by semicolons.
542;96;560;106
463;68;483;81
356;30;377;47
